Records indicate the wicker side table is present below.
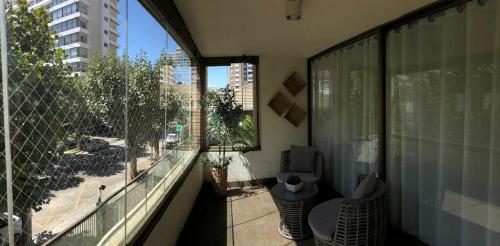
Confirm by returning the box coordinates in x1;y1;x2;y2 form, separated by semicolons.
270;182;318;240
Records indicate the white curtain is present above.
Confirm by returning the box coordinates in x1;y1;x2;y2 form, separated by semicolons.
312;35;380;197
387;0;500;245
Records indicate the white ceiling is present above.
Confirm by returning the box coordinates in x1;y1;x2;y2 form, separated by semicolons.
174;0;436;58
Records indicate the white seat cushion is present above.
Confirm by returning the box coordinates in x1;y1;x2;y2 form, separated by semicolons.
276;172;320;184
308;198;345;242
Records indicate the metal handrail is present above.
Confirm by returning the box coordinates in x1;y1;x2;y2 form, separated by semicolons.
44;136;196;245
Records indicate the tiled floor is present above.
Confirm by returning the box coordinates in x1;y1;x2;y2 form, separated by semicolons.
177;182;337;246
177;182;427;246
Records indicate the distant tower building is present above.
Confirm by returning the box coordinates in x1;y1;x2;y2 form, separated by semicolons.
160;64;175;85
229;63;254;92
230;63;254;110
169;47;195;84
28;0;121;75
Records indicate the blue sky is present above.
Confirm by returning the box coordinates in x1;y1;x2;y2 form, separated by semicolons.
118;1;228;88
118;1;176;60
207;66;229;89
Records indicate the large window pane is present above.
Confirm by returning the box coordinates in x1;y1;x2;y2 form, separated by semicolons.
206;62;259;149
311;35;380;196
0;0;201;245
387;1;500;245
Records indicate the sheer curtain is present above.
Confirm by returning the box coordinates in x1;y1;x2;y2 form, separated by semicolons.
312;35;380;196
387;0;500;245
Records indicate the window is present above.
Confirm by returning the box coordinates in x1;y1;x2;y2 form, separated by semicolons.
104;42;108;48
0;2;203;245
104;30;108;35
54;32;85;47
52;0;69;6
65;47;88;58
311;35;380;196
51;3;80;21
104;3;108;8
386;1;500;245
205;58;260;149
52;18;80;33
104;16;108;22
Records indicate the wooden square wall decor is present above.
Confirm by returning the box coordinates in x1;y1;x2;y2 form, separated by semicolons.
283;72;306;96
268;92;292;116
285;104;307;127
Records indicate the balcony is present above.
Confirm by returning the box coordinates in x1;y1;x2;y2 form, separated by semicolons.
3;0;500;246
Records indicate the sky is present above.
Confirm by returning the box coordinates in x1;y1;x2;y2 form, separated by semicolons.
117;0;176;60
118;1;228;88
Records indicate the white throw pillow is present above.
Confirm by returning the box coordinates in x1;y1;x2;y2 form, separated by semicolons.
351;173;377;199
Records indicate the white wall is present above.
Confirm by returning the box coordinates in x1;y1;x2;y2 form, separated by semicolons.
144;56;307;245
143;161;203;246
204;56;308;182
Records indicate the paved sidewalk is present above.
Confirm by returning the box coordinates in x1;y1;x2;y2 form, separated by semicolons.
31;137;155;243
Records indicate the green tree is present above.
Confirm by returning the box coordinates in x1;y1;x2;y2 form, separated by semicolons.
148;52;187;160
149;83;188;159
84;52;161;179
201;88;243;168
128;52;161;177
233;115;256;148
0;0;74;244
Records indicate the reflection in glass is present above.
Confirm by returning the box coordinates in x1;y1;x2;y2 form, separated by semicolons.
387;1;500;245
311;35;380;196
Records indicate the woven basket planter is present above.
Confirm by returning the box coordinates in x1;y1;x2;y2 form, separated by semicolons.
211;167;228;196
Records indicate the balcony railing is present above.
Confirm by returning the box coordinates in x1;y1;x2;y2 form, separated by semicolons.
44;137;199;246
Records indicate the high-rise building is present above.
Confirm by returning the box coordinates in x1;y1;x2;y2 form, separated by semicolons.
229;63;254;110
168;47;195;84
28;0;121;75
160;63;175;85
229;63;254;92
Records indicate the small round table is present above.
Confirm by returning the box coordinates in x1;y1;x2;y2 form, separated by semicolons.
270;182;318;240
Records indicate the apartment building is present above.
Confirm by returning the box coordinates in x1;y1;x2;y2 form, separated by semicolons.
229;63;253;92
168;47;196;84
28;0;120;75
229;63;254;110
160;63;175;85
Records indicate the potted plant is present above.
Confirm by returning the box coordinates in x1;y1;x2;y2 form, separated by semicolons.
201;88;243;196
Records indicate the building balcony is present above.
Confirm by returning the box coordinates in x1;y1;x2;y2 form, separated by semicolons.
4;0;500;246
108;27;120;37
50;11;88;26
108;0;120;12
57;26;89;36
48;0;88;13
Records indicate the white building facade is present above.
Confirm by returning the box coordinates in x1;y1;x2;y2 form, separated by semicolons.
29;0;120;75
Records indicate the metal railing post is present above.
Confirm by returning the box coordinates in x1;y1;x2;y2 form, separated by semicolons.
0;1;15;245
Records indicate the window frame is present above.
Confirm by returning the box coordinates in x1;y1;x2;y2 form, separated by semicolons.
202;56;261;152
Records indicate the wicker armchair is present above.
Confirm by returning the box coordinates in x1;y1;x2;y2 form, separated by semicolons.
276;150;323;184
308;180;387;246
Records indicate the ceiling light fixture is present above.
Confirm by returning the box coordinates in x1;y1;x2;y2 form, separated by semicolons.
286;0;302;21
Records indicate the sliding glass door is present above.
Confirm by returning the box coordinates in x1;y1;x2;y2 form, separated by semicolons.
311;35;380;196
387;0;500;245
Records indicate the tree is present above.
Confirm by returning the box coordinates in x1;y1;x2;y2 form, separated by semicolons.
233;115;256;148
84;52;161;179
0;0;74;244
83;54;126;138
149;83;187;159
148;52;187;160
127;52;161;177
201;88;243;168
